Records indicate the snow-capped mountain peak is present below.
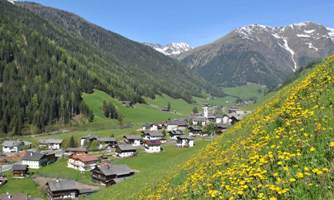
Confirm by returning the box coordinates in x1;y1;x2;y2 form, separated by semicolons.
144;42;192;56
327;27;334;41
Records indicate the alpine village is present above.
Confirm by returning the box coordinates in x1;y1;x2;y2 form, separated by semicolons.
1;0;334;200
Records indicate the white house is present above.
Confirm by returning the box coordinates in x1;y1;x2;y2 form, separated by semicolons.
22;151;56;169
80;135;98;146
97;137;117;150
39;139;63;150
191;116;207;127
144;140;161;153
123;135;142;146
143;130;163;141
169;130;184;140
67;154;98;172
176;136;194;148
141;123;158;131
2;140;25;153
166;120;187;131
115;144;137;158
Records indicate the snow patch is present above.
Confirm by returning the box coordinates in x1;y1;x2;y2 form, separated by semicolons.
304;29;315;34
145;42;192;56
327;27;334;42
281;38;297;72
306;42;318;51
297;34;311;38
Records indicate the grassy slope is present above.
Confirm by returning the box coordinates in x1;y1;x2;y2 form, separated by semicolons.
140;56;334;199
87;140;210;200
0;174;45;198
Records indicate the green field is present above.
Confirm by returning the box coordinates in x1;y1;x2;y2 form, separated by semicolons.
87;140;210;200
223;83;268;100
0;175;45;199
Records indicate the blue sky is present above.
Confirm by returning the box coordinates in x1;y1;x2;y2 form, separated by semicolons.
27;0;334;47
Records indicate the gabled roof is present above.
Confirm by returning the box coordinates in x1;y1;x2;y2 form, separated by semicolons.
70;154;98;163
96;163;133;176
47;179;78;192
22;152;45;161
177;136;193;140
97;137;116;143
124;135;142;140
188;126;202;131
117;144;136;152
2;140;24;147
145;140;161;146
39;139;63;145
12;164;28;171
169;130;184;135
167;120;187;126
143;130;163;137
80;135;98;140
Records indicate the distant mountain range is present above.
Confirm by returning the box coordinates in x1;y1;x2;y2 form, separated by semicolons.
177;22;334;89
144;42;192;57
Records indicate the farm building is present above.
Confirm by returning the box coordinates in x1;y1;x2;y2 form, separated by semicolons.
115;145;137;158
21;151;56;169
92;162;134;186
144;140;161;153
39;139;63;150
67;154;98;172
12;164;29;177
176;136;194;148
123;135;142;146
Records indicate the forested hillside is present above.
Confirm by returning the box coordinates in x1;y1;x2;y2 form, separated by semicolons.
0;0;216;134
141;54;334;199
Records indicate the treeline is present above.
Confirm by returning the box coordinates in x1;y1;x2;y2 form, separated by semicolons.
0;8;95;134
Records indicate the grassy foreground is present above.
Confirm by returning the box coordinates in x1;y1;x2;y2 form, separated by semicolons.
140;56;334;199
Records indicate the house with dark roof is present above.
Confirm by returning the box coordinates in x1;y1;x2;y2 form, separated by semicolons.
166;120;187;131
115;145;136;158
123;135;142;146
176;136;194;148
97;137;117;150
67;154;98;172
46;179;79;200
169;130;184;140
0;193;30;200
92;162;134;186
12;164;29;177
141;123;158;131
142;130;163;141
21;151;56;169
217;123;230;133
80;135;98;146
190;116;207;127
2;140;25;153
39;139;63;150
144;140;161;153
65;147;88;156
188;126;203;137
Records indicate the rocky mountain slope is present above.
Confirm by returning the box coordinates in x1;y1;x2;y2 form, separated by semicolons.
144;42;192;57
179;22;334;89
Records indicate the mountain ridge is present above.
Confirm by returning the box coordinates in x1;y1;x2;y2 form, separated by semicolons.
144;42;192;57
178;21;334;89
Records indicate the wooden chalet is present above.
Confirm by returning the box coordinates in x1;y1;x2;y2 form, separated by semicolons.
12;164;29;177
92;162;134;186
